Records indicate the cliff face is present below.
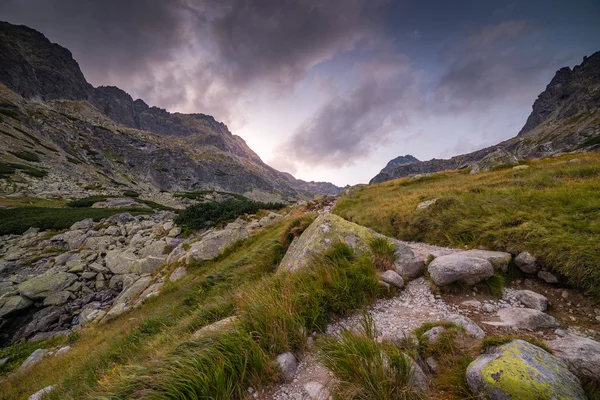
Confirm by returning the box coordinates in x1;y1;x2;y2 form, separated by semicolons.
0;21;341;199
371;52;600;184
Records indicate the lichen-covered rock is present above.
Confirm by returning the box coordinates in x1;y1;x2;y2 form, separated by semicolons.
278;213;413;272
105;249;138;274
485;307;558;329
515;290;550;311
428;253;494;286
444;314;486;339
42;291;71;306
19;348;48;372
463;250;512;273
515;251;538;274
547;335;600;384
467;340;586;400
0;295;33;318
186;225;249;264
259;212;283;227
380;270;404;289
17;271;77;299
470;149;519;174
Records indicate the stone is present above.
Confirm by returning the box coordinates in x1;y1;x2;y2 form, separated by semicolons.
276;352;298;382
191;316;238;340
444;314;486;339
512;165;530;170
409;360;429;392
109;274;139;290
77;308;106;327
163;221;174;231
426;356;440;374
16;306;68;340
304;381;330;400
470;149;519;174
187;225;249;264
136;282;164;303
19;348;48;371
0;295;33;318
132;256;166;274
416;198;438;210
138;240;167;258
538;270;559;283
42;291;71;306
485;307;559;329
427;253;494;286
91;198;147;209
515;251;538;274
18;271;77;299
169;266;187;282
463;250;512;273
461;300;482;310
0;357;8;366
258;212;283;227
112;276;153;307
380;270;404;289
395;258;426;280
66;259;85;273
168;227;181;237
28;385;56;400
29;330;71;342
515;290;549;311
466;340;586;400
421;326;446;343
70;218;95;231
105;249;138;274
547;335;600;384
55;346;72;356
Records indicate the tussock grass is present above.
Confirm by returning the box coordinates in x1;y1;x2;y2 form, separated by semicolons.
335;154;600;296
280;214;315;251
368;237;398;270
479;335;552;354
319;315;421;400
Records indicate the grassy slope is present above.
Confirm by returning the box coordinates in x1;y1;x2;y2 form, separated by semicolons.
334;153;600;296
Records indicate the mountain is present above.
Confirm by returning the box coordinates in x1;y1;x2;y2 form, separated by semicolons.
0;21;341;203
370;52;600;184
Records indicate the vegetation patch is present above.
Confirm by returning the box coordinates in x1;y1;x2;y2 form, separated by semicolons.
8;150;41;162
0;162;48;179
174;190;249;201
368;236;398;270
280;214;315;251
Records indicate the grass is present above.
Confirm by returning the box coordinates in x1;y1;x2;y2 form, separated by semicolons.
0;161;48;178
334;153;600;297
0;338;63;375
319;314;421;400
368;236;398;270
479;335;552;354
280;214;316;251
7;150;41;162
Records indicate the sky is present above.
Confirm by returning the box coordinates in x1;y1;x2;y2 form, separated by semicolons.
1;1;599;186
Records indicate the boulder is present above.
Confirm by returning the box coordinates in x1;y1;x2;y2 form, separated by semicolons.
112;276;153;307
276;352;298;382
186;226;249;264
470;149;519;174
515;251;538;274
484;307;558;329
462;250;512;273
304;381;331;400
70;218;95;231
279;213;413;272
538;270;559;283
18;271;77;299
380;270;404;289
0;295;33;318
132;256;166;274
191;316;238;340
258;212;283;227
169;266;187;282
55;346;72;356
409;361;429;392
28;385;55;400
138;239;167;258
515;290;550;311
19;349;48;372
427;254;494;286
42;291;71;306
467;340;586;400
60;229;90;249
15;306;69;340
547;335;600;384
105;249;138;274
444;314;486;339
421;326;446;343
416;198;438;210
395;258;426;280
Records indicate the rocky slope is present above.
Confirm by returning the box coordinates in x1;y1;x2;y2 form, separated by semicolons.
0;21;341;201
371;52;600;184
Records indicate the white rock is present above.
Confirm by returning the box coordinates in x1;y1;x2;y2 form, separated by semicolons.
515;290;550;311
380;270;404;289
276;352;298;382
28;385;56;400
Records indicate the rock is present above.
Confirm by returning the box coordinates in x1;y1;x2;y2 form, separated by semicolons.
444;314;486;339
112;276;153;307
55;346;72;356
515;251;538;274
416;198;438;210
378;280;391;292
380;270;404;289
279;213;412;272
77;308;106;327
29;330;71;342
0;295;33;318
16;306;69;340
421;326;446;343
467;340;586;400
70;218;95;231
395;258;426;280
512;165;530;170
187;225;249;264
169;266;187;282
461;300;482;310
168;227;181;237
485;307;559;329
109;274;139;290
470;149;519;174
163;221;174;231
304;381;330;400
19;348;47;371
547;335;600;384
42;291;71;306
138;240;167;258
258;212;283;227
28;385;56;400
18;271;77;299
515;290;550;311
190;316;238;340
91;198;147;209
463;250;512;273
132;256;166;274
427;253;494;286
276;352;298;382
136;282;164;303
426;356;440;373
409;360;429;392
105;249;138;274
538;270;559;283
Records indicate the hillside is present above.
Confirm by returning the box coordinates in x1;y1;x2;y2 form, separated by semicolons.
371;52;600;184
0;21;341;203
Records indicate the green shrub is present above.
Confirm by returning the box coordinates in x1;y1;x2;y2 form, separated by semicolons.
319;314;421;400
175;199;286;230
66;195;109;207
122;190;140;198
280;214;315;251
0;162;48;179
368;236;398;270
8;150;41;162
174;190;249;201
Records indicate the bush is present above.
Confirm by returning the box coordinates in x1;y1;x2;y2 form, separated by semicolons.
175;200;286;230
368;237;398;270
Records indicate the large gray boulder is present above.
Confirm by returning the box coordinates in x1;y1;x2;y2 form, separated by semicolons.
186;225;249;264
515;251;538;274
467;340;586;400
380;270;404;289
470;149;519;174
17;271;77;299
427;253;494;286
547;335;600;384
278;213;414;272
484;307;558;329
444;314;486;339
19;348;48;372
105;249;138;274
515;290;550;311
0;295;33;318
462;250;512;273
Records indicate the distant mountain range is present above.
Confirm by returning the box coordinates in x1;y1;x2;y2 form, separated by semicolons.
370;52;600;184
0;21;342;203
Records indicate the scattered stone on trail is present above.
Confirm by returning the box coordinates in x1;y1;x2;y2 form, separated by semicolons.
169;266;187;282
395;258;426;280
547;335;600;384
416;198;438;210
303;381;330;400
538;270;559;283
421;326;446;343
427;253;494;286
484;307;558;329
444;314;486;339
462;249;512;273
515;251;538;274
276;352;299;382
461;300;482;310
466;340;587;400
380;270;404;289
28;385;56;400
19;348;47;372
190;316;238;340
515;289;550;311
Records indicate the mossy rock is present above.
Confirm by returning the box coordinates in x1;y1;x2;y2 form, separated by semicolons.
466;339;586;400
